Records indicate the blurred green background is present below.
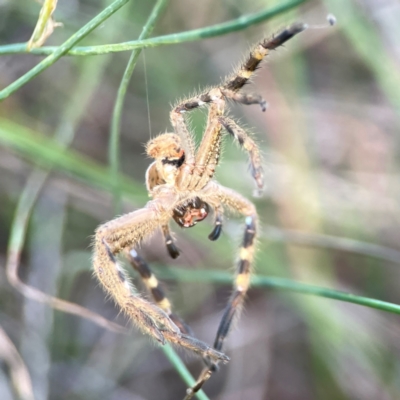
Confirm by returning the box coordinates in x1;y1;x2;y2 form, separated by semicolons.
1;0;400;399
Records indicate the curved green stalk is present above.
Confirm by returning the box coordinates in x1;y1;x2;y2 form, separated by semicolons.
0;0;307;57
109;0;168;213
162;345;209;400
0;0;130;100
154;267;400;315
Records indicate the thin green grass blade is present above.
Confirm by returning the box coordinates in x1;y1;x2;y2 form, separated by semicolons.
162;345;210;400
109;0;169;213
0;0;308;56
154;267;400;315
0;0;130;100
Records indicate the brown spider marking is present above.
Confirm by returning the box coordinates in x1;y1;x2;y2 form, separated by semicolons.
172;197;210;228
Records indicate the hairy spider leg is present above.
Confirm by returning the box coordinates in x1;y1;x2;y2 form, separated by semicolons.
167;204;223;255
218;116;263;190
93;202;228;364
170;108;197;186
222;22;308;95
208;205;224;241
172;22;307;113
171;22;307;192
185;183;257;399
171;97;225;191
163;202;222;257
161;224;181;259
126;248;195;336
94;207;176;341
192;98;226;191
145;159;185;259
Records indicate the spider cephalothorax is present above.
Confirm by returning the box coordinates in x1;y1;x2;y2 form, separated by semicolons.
93;22;307;399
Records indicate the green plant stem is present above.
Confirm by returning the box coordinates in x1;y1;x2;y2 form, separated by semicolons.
109;0;168;213
0;0;130;100
162;345;209;400
0;0;307;57
155;267;400;315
